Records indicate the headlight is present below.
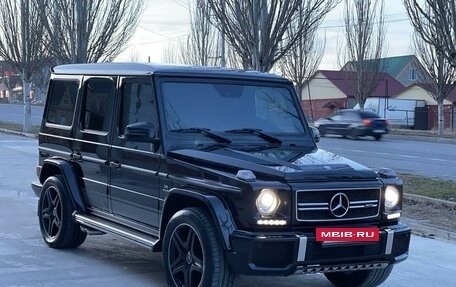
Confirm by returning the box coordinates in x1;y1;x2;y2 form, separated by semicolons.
256;189;280;216
385;186;400;208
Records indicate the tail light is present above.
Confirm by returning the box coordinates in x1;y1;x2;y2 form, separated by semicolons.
362;119;372;126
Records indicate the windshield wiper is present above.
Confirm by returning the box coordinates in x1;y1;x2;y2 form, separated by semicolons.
224;128;282;145
170;128;232;144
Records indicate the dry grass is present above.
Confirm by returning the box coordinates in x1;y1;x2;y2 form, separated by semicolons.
399;174;456;202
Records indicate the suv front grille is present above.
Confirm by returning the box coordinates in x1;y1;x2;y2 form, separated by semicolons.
296;188;381;222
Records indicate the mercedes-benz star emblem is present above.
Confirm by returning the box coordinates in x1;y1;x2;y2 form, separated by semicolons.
329;193;350;218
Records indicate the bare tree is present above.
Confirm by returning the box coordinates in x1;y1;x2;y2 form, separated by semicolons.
0;0;47;132
35;0;144;64
226;45;244;69
278;8;325;100
179;0;220;66
161;42;181;64
404;0;456;67
341;0;386;110
413;33;456;135
129;47;141;62
32;64;53;103
206;0;338;72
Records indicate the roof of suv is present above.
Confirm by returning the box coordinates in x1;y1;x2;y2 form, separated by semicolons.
52;62;289;82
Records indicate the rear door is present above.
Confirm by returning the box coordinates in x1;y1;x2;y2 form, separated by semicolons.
73;77;116;212
326;111;344;134
109;76;161;228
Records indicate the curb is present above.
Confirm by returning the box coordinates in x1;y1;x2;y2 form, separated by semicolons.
0;128;37;138
401;217;456;242
386;133;456;145
404;193;456;209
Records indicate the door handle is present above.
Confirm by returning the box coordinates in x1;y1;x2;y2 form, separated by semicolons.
71;153;82;161
109;161;121;169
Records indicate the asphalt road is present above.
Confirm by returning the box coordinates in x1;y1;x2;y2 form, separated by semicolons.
0;132;455;287
0;103;44;126
318;135;456;181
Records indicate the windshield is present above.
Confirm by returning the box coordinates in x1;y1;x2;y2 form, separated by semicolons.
162;81;305;134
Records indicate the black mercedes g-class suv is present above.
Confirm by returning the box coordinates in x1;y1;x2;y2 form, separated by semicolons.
32;63;410;287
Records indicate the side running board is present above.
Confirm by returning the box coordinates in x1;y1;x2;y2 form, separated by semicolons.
74;212;159;248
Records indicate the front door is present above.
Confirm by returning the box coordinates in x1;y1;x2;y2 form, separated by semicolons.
109;76;161;228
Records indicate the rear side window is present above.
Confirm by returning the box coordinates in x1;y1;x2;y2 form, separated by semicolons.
81;78;116;132
46;79;79;126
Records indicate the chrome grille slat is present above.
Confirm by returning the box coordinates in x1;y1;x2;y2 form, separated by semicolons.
296;187;381;222
298;207;328;211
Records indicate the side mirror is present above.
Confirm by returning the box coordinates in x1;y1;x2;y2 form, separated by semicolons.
125;122;157;142
310;126;320;143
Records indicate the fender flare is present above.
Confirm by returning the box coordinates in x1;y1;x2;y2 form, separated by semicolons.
161;188;237;250
40;157;86;212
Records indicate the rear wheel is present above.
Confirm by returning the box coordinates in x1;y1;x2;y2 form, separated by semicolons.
163;208;236;287
38;176;86;249
374;134;382;141
324;266;394;287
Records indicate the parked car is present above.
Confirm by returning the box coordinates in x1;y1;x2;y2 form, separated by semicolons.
314;109;389;140
31;63;409;287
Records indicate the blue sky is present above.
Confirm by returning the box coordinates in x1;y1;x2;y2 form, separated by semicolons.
116;0;414;70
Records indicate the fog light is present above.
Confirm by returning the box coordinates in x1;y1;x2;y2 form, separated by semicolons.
385;186;400;209
256;189;280;216
387;212;401;220
257;219;287;226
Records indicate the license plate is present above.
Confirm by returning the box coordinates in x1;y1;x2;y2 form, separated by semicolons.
316;227;380;242
373;129;386;133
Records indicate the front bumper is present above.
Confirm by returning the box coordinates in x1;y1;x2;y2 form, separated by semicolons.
226;223;410;276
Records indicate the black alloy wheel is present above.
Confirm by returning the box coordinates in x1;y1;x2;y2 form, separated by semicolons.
168;223;204;287
163;208;236;287
38;176;86;249
40;184;63;241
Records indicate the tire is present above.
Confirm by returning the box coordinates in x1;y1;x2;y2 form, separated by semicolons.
318;127;326;137
38;175;87;249
374;134;382;141
163;208;236;287
324;265;394;287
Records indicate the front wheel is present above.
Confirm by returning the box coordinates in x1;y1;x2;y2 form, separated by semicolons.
324;265;394;287
163;208;236;287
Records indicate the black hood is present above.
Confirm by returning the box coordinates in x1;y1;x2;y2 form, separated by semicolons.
168;148;378;182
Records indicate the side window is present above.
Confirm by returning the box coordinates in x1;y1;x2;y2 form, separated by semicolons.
409;69;417;81
46;79;79;126
119;78;155;136
81;78;116;132
344;112;359;121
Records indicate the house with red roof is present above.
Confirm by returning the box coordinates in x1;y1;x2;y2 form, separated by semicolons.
301;70;405;121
